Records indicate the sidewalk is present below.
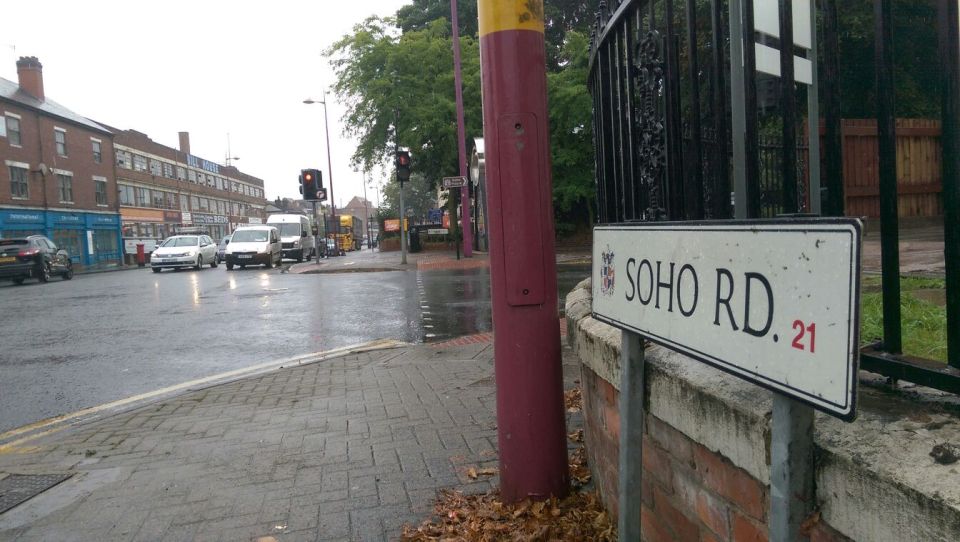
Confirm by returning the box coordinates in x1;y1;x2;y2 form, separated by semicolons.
0;338;582;542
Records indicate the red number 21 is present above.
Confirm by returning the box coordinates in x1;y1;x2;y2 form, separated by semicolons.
792;320;816;353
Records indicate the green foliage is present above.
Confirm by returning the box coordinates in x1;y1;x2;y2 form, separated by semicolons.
860;275;947;361
547;30;595;231
327;17;482;191
380;172;437;222
835;0;940;118
327;1;600;236
397;0;477;37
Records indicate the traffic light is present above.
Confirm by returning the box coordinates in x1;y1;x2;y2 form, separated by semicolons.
396;151;411;184
300;168;322;200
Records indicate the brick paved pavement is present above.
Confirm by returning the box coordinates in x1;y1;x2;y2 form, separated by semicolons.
0;340;582;542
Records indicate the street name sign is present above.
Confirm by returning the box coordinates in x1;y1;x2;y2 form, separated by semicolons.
592;219;862;420
443;176;468;189
427;228;449;235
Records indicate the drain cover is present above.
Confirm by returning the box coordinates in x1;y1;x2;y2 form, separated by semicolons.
0;473;73;514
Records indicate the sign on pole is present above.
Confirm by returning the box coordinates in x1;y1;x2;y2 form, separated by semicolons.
592;219;862;420
443;176;468;189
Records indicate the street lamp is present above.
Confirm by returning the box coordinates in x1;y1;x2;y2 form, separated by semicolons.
303;93;339;249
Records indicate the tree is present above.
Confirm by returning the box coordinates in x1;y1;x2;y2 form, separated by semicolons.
326;17;482;190
381;172;437;222
547;30;595;232
396;0;478;37
328;1;601;235
834;0;939;118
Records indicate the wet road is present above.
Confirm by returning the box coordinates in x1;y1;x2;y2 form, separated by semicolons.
0;257;589;433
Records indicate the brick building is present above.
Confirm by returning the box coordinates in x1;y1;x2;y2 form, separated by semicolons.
0;57;122;268
110;129;268;243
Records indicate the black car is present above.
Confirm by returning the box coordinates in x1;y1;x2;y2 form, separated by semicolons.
0;235;74;284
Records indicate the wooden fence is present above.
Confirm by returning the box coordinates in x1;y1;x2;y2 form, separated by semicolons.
830;119;943;218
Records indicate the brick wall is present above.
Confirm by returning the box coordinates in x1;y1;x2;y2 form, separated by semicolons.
566;278;960;542
0;102;116;210
581;363;851;542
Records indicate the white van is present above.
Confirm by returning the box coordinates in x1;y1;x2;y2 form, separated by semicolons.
224;225;282;270
266;214;315;262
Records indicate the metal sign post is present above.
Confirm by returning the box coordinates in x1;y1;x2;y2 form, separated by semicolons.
593;219;861;542
618;330;644;541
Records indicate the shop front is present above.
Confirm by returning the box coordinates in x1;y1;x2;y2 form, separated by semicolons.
0;207;122;268
120;208;165;239
86;213;122;268
0;209;46;239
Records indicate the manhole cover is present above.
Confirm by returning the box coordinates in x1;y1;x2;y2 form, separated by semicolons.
0;473;73;514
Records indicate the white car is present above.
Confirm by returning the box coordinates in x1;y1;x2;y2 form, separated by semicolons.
150;235;218;272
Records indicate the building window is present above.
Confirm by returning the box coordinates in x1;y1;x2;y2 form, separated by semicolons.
180;195;189;211
6;115;21;146
119;184;135;206
9;165;28;198
55;128;67;157
166;192;178;209
133;154;147;172
177;166;186;180
116;150;132;169
199;197;209;211
187;170;197;183
94;177;108;205
163;162;174;178
152;190;165;209
191;196;199;210
149;159;162;176
91;139;102;163
136;187;150;207
57;173;73;202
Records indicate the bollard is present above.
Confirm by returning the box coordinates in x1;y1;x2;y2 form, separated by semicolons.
136;243;145;267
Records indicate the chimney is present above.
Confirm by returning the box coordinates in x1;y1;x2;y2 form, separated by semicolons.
16;56;44;102
178;132;191;155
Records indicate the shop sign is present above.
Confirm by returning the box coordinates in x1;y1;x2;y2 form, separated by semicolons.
163;210;182;222
54;214;83;225
120;208;164;222
182;212;192;224
248;217;262;224
90;214;119;225
5;212;43;223
192;214;228;225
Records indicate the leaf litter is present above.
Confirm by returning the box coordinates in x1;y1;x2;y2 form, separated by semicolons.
401;415;613;541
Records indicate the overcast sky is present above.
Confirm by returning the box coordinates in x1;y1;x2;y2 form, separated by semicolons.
1;0;414;209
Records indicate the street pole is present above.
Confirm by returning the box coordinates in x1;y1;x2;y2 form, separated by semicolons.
321;93;340;251
396;110;407;265
304;95;339;252
399;181;407;264
478;0;568;502
362;170;371;249
451;0;472;257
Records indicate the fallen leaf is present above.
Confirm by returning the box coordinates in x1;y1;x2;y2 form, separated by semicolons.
467;467;478;480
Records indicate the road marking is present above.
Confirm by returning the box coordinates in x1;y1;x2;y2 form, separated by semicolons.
0;339;406;453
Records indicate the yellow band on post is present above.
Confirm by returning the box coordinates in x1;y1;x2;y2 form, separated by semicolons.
478;0;545;37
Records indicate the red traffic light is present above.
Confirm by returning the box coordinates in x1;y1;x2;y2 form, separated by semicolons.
304;173;314;183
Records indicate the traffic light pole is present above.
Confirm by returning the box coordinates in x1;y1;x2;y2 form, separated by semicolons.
399;182;407;264
451;0;472;258
478;0;568;502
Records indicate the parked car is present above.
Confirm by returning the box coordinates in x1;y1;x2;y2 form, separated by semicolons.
216;234;232;264
224;226;282;270
0;235;73;284
150;234;218;272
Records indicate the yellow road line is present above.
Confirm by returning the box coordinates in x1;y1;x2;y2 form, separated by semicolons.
0;339;406;452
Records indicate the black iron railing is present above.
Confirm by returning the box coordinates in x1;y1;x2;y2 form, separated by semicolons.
589;0;960;394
